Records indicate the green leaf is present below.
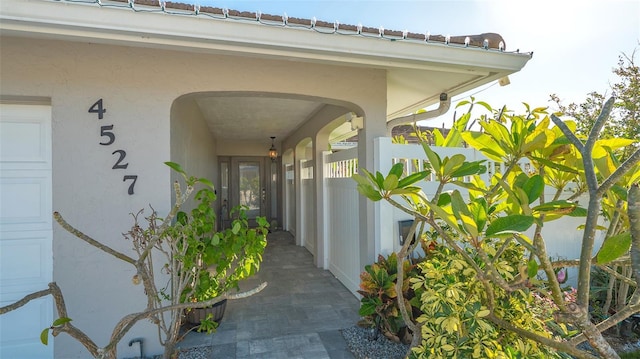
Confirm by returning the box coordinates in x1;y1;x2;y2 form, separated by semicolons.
424;202;461;235
450;161;487;178
383;174;399;191
232;222;241;234
461;132;506;162
164;161;185;174
388;187;422;196
443;154;466;176
40;328;49;345
352;173;371;187
469;198;488;232
422;143;442;173
596;232;632;264
372;172;386;191
532;200;577;215
522;175;544;204
52;317;72;326
437;192;451;207
397;171;428;188
197;178;215;190
356;184;383;201
529;156;579;174
527;259;539;278
610;184;628;201
567;206;588;217
388;162;404;178
485;215;534;237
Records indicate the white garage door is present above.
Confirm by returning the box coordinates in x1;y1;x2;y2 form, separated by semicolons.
0;104;53;359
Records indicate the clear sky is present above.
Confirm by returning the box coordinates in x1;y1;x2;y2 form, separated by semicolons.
196;0;639;123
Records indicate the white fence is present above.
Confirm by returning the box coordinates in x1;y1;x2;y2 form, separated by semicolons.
324;148;361;294
320;137;597;294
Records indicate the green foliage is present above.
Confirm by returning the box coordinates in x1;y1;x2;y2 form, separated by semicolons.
165;162;268;333
175;195;268;304
40;317;72;345
358;252;421;343
196;313;219;334
354;90;640;357
409;244;560;359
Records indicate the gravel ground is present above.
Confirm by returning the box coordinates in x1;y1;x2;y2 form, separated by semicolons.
341;326;410;359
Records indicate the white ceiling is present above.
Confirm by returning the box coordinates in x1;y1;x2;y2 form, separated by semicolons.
195;96;325;142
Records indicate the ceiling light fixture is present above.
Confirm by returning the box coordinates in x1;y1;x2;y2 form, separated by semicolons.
268;136;278;161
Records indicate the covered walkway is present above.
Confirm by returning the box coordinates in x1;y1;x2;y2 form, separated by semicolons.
178;231;361;358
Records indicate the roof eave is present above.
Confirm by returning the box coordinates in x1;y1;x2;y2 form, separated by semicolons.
0;0;530;72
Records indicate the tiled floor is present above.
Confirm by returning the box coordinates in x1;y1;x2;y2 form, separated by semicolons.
177;231;360;358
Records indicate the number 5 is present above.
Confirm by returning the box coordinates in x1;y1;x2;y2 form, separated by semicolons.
100;125;115;145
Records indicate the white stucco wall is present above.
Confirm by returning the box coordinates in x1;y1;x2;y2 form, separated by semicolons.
170;96;218;211
0;35;388;358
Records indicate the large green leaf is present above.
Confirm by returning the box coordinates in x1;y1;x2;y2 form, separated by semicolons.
388;162;405;178
383;174;399;191
424;201;461;235
443;154;466;177
450;161;487;178
422;143;442;173
596;232;632;264
356;184;383;201
165;161;186;175
532;200;577;214
461;132;506;162
397;171;428;188
522;175;544;204
485;215;534;237
352;173;371;187
40;328;49;345
52;317;72;326
529;156;579;174
527;259;539;279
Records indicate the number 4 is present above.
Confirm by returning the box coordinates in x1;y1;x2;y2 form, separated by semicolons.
123;175;138;195
89;99;107;119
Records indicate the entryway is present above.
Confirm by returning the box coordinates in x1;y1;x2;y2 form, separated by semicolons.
219;156;278;229
177;231;360;358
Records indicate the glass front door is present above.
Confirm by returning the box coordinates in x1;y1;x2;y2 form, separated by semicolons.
229;157;265;227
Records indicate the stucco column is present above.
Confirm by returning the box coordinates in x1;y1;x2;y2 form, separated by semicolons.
358;111;387;268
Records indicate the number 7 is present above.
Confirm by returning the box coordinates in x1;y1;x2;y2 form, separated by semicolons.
123;175;138;195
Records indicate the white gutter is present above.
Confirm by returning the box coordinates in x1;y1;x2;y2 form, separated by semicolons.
387;93;451;135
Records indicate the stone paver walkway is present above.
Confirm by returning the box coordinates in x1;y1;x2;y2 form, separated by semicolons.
177;231;360;358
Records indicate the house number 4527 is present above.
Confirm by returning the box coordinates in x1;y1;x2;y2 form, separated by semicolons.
89;99;138;195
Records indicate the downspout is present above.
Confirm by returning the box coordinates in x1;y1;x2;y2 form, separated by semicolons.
386;93;451;135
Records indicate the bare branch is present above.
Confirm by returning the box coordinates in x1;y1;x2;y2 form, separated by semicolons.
585;97;616;153
54;212;136;265
598;148;640;196
550;114;584;152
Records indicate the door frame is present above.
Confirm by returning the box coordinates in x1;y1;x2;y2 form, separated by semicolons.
221;156;272;228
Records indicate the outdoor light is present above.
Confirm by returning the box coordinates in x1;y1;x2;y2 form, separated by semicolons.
268;136;278;161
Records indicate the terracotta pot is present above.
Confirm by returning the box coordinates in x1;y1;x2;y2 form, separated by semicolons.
185;299;227;325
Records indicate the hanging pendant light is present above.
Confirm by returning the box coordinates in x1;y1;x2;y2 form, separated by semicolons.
268;136;278;161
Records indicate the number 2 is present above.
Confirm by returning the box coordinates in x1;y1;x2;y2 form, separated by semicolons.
112;150;129;169
89;99;107;120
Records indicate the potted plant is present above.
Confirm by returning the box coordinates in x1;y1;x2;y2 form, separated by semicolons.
164;163;268;332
